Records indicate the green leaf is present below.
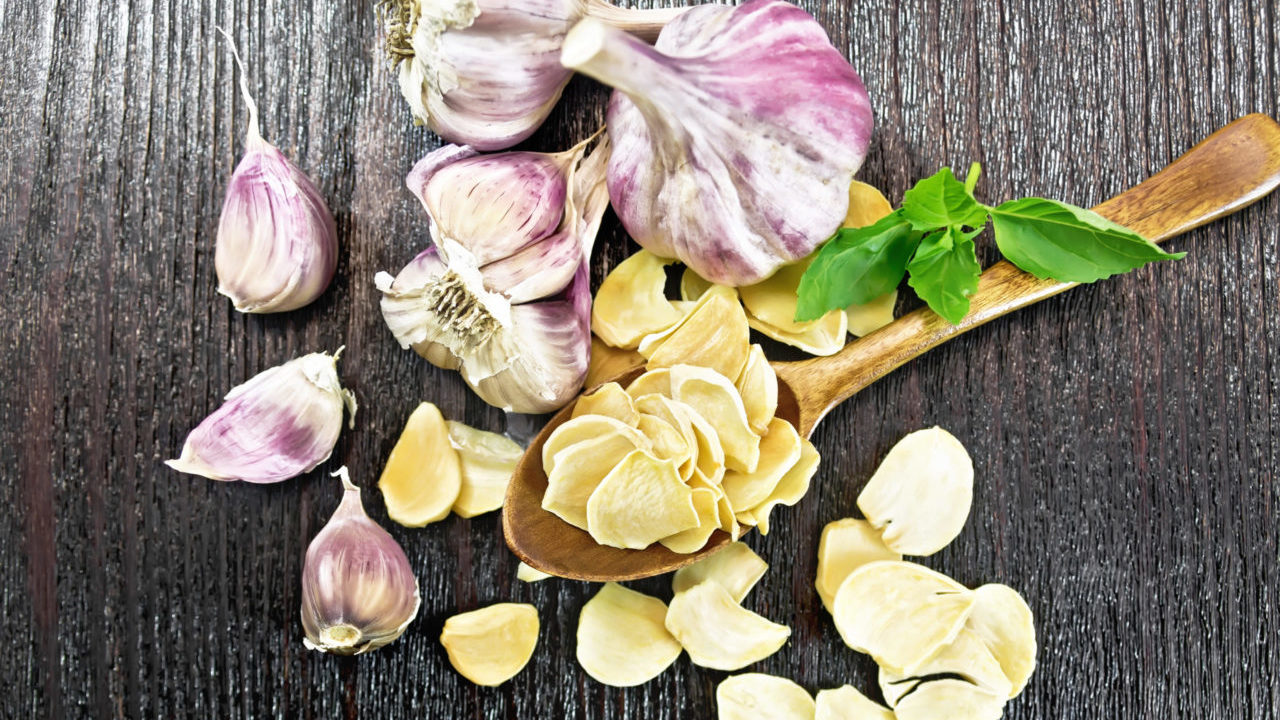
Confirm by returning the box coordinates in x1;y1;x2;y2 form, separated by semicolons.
900;167;991;231
990;197;1185;283
906;226;982;324
795;210;923;322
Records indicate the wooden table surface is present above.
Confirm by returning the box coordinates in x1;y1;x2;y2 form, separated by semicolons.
2;0;1277;717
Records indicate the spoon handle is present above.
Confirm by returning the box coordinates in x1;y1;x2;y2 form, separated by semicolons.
779;113;1280;436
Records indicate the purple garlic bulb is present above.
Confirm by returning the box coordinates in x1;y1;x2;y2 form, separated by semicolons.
166;350;357;484
215;30;338;313
561;0;875;286
301;468;421;655
375;134;608;413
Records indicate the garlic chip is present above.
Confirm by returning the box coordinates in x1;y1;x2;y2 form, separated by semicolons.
892;679;1006;720
659;487;721;554
516;562;553;583
670;365;761;473
680;267;713;301
857;426;974;556
543;430;648;529
845;291;897;338
576;583;682;687
831;561;976;674
741;436;819;535
735;344;778;435
671;541;768;603
815;685;894;720
626;367;672;400
446;420;522;518
641;287;750;381
637;414;692;466
967;584;1037;697
815;518;901;614
670;399;727;485
543;415;648;474
716;674;815;720
379;402;463;527
878;627;1013;706
843;180;895;229
722;417;802;511
740;260;849;356
573;382;640;425
585;450;699;549
592;250;684;349
439;603;539;687
587;335;645;388
664;580;790;671
634;394;699;480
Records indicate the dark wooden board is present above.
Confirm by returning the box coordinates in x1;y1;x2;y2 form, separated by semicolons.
1;0;1277;717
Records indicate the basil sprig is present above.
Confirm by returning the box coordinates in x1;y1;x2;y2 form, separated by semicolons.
796;164;1185;325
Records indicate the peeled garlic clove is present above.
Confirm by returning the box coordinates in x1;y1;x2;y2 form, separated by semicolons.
815;685;895;720
440;603;540;686
814;518;900;614
716;674;815;720
879;628;1013;706
576;583;682;687
664;580;790;671
378;402;463;527
446;420;523;518
671;541;768;603
167;350;355;484
967;584;1037;697
215;31;336;313
892;679;1006;720
561;2;873;285
301;468;420;655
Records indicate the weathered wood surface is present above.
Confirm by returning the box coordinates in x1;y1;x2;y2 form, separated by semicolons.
1;0;1276;717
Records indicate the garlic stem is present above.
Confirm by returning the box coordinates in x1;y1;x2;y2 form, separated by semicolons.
562;18;692;112
215;27;262;146
583;0;688;42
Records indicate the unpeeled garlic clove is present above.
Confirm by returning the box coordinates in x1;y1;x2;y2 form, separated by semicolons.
561;1;874;286
215;30;337;313
166;350;356;484
301;468;421;655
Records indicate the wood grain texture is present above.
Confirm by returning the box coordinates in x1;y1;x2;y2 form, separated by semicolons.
0;0;1276;718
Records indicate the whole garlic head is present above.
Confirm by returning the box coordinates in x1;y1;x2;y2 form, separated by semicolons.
561;0;874;286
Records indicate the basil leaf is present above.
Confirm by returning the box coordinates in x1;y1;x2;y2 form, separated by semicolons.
906;226;982;324
900;167;991;231
990;197;1185;282
795;210;923;322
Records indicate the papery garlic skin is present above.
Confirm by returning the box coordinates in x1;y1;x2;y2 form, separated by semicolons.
166;350;356;484
302;468;421;655
376;134;608;413
562;1;874;286
215;30;337;313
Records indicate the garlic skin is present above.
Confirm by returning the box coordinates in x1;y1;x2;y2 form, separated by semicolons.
561;1;874;286
215;30;338;313
166;350;357;484
376;134;608;413
382;0;685;151
302;468;421;655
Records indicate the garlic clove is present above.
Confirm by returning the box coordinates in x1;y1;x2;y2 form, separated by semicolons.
301;468;421;655
166;350;355;484
562;2;873;285
379;402;464;527
215;30;337;313
440;603;541;686
446;420;523;518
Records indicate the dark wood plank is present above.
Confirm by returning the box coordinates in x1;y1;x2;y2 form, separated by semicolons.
0;0;1276;717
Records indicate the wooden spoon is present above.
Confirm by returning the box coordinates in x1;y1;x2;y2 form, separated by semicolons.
504;113;1280;582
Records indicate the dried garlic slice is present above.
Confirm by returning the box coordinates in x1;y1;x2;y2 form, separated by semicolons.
670;365;760;473
626;367;672;400
735;344;778;435
637;413;691;466
592;250;683;349
516;562;553;583
742;436;819;535
892;679;1006;720
671;541;767;602
815;518;901;614
576;583;682;687
587;335;644;388
634;394;699;480
573;382;640;425
542;415;647;475
680;266;714;301
857;426;974;556
968;584;1037;697
440;603;539;687
665;580;790;671
543;431;647;529
446;420;522;518
641;287;750;381
379;402;462;527
843;180;895;229
879;627;1013;706
832;560;976;674
722;417;802;511
716;674;815;720
815;685;895;720
586;450;699;549
749;312;848;357
670;399;727;485
846;291;897;338
659;487;721;554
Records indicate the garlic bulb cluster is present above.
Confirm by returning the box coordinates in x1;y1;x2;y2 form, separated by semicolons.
376;134;609;413
301;468;421;655
382;0;685;150
215;30;338;313
166;350;356;484
561;0;874;286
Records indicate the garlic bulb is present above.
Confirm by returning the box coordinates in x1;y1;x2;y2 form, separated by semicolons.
376;133;609;413
215;30;338;313
382;0;685;150
166;350;356;484
302;468;421;655
561;1;874;286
